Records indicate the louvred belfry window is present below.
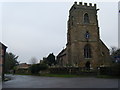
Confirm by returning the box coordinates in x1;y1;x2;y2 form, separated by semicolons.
84;13;89;24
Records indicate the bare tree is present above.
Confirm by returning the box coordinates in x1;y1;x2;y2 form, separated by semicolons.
110;46;117;55
29;57;38;64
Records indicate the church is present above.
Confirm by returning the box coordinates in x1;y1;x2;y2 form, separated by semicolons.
57;2;110;68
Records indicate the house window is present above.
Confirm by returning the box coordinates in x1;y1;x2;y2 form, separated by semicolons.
84;13;89;24
84;44;92;58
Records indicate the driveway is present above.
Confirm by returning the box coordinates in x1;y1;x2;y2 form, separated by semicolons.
3;74;119;88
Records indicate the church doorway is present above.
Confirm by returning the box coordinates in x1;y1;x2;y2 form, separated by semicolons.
85;61;90;70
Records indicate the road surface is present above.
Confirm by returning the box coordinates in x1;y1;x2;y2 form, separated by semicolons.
3;74;119;88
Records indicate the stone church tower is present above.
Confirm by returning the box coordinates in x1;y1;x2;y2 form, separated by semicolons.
57;2;110;68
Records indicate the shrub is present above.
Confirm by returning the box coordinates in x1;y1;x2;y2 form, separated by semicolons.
29;64;48;74
99;64;120;76
111;63;120;76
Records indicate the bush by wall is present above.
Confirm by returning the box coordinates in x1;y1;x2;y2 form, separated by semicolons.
99;64;120;76
15;68;30;74
29;64;48;74
49;67;97;75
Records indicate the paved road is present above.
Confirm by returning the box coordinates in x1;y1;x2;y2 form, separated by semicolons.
3;74;119;88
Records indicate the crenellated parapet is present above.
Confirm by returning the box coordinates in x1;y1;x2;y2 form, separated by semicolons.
70;2;97;12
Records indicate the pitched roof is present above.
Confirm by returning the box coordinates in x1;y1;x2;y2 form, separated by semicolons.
0;42;7;48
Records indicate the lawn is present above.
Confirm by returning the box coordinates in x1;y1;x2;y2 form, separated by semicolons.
15;73;120;79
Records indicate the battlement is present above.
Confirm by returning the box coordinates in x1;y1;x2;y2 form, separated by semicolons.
74;2;96;7
70;2;97;12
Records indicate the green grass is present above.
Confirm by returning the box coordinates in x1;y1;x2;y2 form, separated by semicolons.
15;73;93;78
39;74;81;78
14;73;120;79
96;75;120;79
15;73;32;75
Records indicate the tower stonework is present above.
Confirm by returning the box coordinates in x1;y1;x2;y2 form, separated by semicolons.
57;2;110;68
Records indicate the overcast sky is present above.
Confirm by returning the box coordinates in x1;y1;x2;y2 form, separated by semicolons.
0;1;118;64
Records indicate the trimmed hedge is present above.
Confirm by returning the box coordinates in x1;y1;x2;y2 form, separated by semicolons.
29;64;48;74
49;67;97;75
99;64;120;76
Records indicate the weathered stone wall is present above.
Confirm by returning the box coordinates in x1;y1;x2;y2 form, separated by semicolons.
57;2;110;69
66;2;110;68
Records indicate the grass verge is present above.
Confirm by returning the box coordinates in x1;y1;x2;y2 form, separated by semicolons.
39;74;81;78
96;75;120;79
14;73;120;79
15;73;95;78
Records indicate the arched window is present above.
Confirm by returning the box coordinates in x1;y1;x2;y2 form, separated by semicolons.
84;44;92;58
84;13;89;24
